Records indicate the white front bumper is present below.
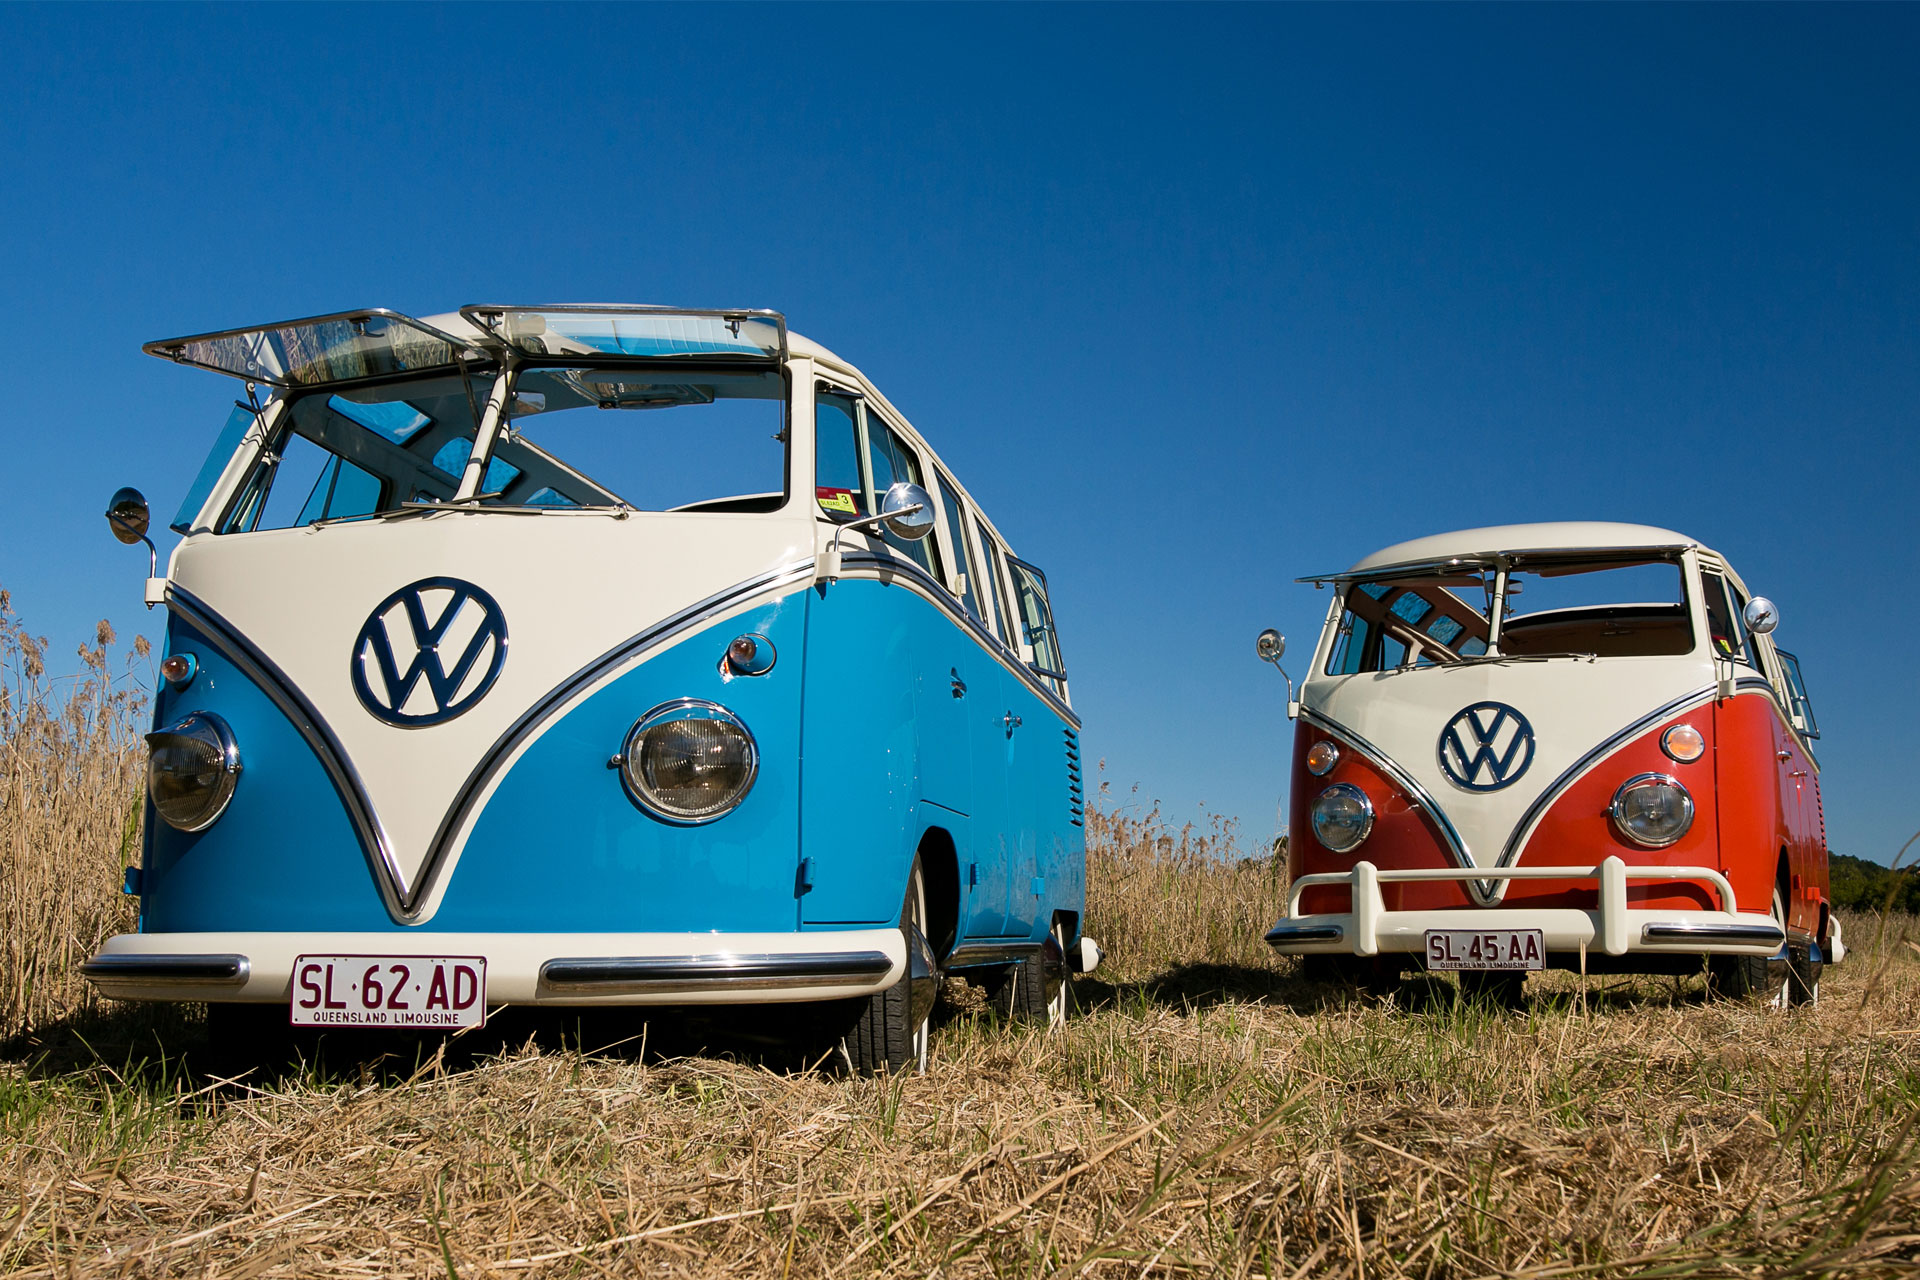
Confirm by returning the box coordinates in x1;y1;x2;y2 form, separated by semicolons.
1266;858;1785;959
84;930;907;1006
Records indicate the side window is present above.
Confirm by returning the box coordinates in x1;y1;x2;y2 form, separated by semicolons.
1006;557;1066;680
814;390;866;521
224;432;388;532
1777;650;1820;739
861;411;942;580
1700;573;1756;666
1326;609;1373;676
977;518;1015;645
931;468;982;621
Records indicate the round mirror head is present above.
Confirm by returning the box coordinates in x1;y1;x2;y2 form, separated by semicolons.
1743;596;1779;635
879;482;935;542
106;487;151;545
1256;628;1286;662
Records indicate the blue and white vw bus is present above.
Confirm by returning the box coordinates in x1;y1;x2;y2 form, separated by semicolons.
87;305;1096;1072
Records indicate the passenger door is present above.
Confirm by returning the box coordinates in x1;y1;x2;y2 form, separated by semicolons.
1002;556;1068;936
961;529;1021;938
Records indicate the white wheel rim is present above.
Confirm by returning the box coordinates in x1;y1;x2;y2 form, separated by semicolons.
910;870;930;1071
1046;921;1069;1028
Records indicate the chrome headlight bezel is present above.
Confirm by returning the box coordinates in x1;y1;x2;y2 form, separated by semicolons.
1609;772;1695;848
145;710;241;832
618;699;758;824
1310;782;1375;853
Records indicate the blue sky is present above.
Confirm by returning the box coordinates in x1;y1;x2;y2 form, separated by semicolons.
2;5;1915;864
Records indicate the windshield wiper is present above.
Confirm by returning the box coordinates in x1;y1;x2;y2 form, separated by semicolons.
1456;651;1598;664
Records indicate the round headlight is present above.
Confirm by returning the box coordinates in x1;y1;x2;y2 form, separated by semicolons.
620;700;757;823
1661;723;1705;763
146;711;240;832
1310;783;1374;853
1609;773;1694;848
1305;740;1341;776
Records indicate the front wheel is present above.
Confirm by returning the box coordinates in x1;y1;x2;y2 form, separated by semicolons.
840;859;939;1073
1707;887;1803;1006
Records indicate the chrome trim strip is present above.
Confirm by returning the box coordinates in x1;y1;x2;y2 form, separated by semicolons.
418;560;820;905
166;586;409;921
836;551;1081;727
1496;685;1718;876
81;953;251;986
1296;706;1485;899
944;941;1043;969
1641;923;1785;946
539;951;890;994
1264;923;1344;946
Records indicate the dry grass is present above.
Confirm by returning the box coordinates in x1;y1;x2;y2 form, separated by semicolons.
2;602;1919;1277
0;588;146;1040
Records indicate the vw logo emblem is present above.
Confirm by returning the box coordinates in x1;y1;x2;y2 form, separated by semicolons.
1437;702;1536;792
351;577;508;728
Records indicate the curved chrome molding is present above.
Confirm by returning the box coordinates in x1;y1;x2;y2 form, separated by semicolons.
1264;923;1345;947
836;550;1082;729
81;953;250;986
944;940;1044;969
539;951;891;994
419;560;819;904
1640;922;1784;947
166;587;408;920
1496;685;1719;879
1296;706;1485;898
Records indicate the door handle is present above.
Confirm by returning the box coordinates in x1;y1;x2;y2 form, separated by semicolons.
1775;750;1792;760
950;668;967;698
1003;712;1022;734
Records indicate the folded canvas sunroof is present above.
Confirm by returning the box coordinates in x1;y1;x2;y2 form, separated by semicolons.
460;306;787;362
144;309;477;388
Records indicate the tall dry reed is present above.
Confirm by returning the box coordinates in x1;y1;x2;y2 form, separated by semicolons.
0;587;149;1040
1083;779;1288;978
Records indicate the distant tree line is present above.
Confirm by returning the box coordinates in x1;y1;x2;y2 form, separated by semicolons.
1829;853;1920;914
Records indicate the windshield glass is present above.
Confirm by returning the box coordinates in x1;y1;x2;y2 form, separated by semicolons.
217;373;494;532
1322;556;1692;674
477;367;786;512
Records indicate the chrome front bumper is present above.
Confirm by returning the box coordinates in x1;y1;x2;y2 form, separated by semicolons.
1265;857;1784;958
83;930;906;1006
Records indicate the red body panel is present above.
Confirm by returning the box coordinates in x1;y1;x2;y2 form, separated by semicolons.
1288;690;1830;943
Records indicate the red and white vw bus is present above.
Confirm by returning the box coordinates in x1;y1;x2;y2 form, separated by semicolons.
1257;523;1835;1004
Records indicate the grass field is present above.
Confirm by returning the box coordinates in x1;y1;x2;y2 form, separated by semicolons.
4;600;1919;1278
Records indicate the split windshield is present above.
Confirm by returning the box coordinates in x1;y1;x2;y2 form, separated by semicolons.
1323;556;1693;675
209;366;787;533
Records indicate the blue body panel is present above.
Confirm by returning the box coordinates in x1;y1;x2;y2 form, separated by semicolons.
140;569;1086;951
143;616;393;932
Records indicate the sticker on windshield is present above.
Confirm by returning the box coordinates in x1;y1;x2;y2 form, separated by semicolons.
816;487;858;515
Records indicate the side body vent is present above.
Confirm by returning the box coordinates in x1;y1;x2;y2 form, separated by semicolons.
1065;727;1084;827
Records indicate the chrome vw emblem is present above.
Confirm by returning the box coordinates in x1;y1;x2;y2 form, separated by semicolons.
1437;702;1535;792
351;577;508;728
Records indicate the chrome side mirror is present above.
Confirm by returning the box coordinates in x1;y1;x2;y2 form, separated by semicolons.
106;487;151;545
106;486;164;606
879;482;934;542
1743;597;1779;635
1256;627;1298;719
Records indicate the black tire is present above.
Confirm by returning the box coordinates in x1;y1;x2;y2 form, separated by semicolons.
841;860;938;1074
995;917;1072;1026
1706;887;1792;1006
1456;969;1527;1010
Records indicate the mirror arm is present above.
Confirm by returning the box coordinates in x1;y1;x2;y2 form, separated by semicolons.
818;503;926;584
1264;659;1297;717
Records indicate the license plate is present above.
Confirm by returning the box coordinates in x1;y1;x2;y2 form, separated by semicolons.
1424;929;1545;971
291;955;486;1028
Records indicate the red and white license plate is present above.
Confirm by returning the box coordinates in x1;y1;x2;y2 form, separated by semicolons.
291;955;487;1029
1424;929;1545;972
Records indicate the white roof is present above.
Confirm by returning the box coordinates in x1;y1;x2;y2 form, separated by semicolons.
1344;522;1702;575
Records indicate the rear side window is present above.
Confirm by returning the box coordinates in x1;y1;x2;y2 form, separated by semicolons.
977;518;1015;645
862;412;942;580
1007;557;1066;681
